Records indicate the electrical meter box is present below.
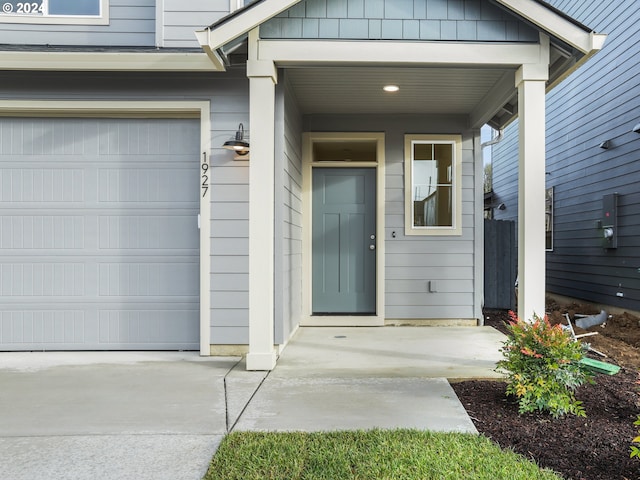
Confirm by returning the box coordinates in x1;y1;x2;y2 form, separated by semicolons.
602;193;618;249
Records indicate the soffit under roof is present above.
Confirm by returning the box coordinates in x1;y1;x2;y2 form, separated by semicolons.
204;0;603;129
285;66;511;115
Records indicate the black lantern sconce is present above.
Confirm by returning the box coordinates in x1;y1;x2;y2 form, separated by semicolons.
222;123;250;158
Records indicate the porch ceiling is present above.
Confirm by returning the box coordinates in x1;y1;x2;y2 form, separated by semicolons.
285;66;515;122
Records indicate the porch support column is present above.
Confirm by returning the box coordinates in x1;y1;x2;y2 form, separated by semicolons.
516;61;548;322
246;29;278;371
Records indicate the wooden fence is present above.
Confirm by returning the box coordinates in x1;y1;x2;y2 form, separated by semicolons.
484;219;517;310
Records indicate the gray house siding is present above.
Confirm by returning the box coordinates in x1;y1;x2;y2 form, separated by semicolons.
208;69;251;345
0;0;236;48
274;71;303;344
303;114;480;319
262;0;538;41
0;0;157;47
160;0;230;48
491;0;640;312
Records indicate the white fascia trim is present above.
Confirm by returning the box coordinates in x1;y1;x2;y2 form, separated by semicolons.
258;40;543;66
0;100;208;116
0;51;220;71
194;29;226;71
495;0;605;54
197;0;302;51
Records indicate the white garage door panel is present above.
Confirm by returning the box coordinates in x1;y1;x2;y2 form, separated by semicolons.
0;117;200;351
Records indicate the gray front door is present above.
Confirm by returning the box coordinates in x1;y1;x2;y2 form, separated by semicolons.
312;168;376;314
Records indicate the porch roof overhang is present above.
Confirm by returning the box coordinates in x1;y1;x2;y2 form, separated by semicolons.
195;0;606;129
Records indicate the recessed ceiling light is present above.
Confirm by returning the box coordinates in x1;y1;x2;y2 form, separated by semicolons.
383;85;399;92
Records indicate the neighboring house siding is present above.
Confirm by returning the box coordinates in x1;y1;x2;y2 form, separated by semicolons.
274;72;303;344
160;0;229;48
262;0;538;41
0;0;156;47
304;113;479;319
491;0;640;311
490;121;518;223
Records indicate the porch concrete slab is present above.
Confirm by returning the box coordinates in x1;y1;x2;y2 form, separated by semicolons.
233;326;504;434
233;376;476;433
0;352;245;480
273;326;505;379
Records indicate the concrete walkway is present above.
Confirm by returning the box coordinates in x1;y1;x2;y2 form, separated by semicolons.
0;326;504;480
233;326;504;433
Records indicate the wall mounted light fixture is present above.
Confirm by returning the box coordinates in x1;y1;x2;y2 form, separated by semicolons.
633;123;640;134
599;140;610;149
223;123;250;156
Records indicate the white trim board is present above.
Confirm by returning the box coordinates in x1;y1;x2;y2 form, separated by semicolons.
0;51;219;72
0;100;212;356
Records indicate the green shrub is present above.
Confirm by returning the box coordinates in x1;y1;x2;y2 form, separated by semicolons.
630;415;640;459
496;311;592;418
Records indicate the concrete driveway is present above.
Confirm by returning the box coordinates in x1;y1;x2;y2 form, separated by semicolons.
0;352;266;480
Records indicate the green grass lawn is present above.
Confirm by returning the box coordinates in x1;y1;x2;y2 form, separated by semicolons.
203;429;562;480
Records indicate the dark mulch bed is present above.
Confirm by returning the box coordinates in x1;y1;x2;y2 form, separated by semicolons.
451;308;640;480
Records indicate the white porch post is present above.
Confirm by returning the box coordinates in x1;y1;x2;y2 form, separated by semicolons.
246;29;278;370
516;59;548;321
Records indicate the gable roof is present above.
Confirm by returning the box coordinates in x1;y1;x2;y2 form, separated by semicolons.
197;0;604;56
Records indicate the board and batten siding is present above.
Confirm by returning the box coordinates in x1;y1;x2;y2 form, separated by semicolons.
261;0;538;41
274;72;303;344
492;0;640;311
303;114;480;320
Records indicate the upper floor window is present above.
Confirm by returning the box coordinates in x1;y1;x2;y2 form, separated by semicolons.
404;134;462;236
0;0;108;25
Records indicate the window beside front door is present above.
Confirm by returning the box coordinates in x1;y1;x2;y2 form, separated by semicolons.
404;134;462;236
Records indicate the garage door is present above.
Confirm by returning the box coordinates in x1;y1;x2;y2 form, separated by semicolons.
0;117;200;350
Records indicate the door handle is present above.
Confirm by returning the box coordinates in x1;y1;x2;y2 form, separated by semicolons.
369;244;376;250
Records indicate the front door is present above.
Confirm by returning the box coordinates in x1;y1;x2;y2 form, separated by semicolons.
312;168;376;314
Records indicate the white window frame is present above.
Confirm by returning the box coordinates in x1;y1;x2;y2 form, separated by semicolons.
0;0;109;25
404;134;462;236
